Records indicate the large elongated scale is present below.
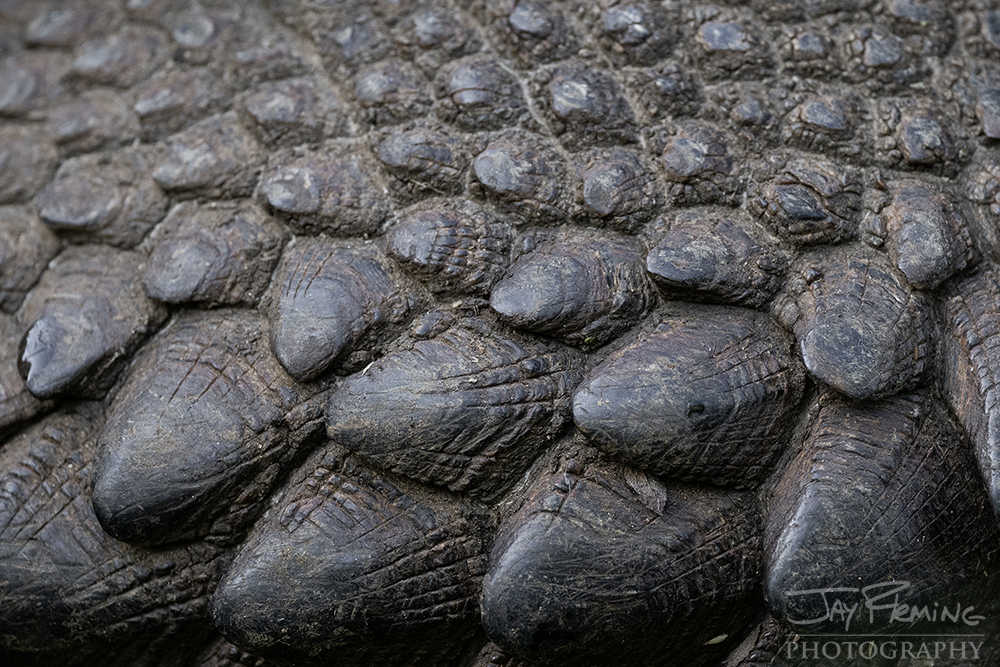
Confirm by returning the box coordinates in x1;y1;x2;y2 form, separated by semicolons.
490;233;654;349
772;248;933;399
481;457;763;667
212;447;489;667
573;307;804;488
0;409;228;667
765;392;1000;635
18;246;168;399
93;309;327;546
942;267;1000;519
646;214;786;309
326;318;585;499
268;238;415;382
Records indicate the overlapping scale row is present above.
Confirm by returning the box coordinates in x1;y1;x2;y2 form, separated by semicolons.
5;0;1000;665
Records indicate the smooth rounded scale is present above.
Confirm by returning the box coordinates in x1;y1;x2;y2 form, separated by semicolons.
775;248;933;399
482;459;763;667
765;392;1000;635
269;239;412;382
152;111;263;199
540;62;637;150
325;318;585;500
260;141;388;237
659;123;740;206
385;198;512;296
490;235;653;348
143;200;289;307
212;448;489;667
92;309;323;546
573;307;804;488
354;58;432;126
876;179;974;290
439;57;524;131
17;246;167;400
472;131;570;223
377;125;469;199
579;148;661;230
646;215;786;309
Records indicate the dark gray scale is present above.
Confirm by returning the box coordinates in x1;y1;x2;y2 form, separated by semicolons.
69;26;169;88
480;0;579;68
693;19;774;81
0;206;60;314
225;38;309;92
92;309;329;546
573;307;805;488
781;92;867;160
965;147;1000;264
310;11;396;77
353;58;433;127
490;232;654;349
749;155;861;246
772;248;934;400
132;68;229;142
47;89;139;157
971;69;1000;140
472;131;572;224
657;122;741;207
376;123;470;201
646;213;786;309
775;26;840;80
35;147;168;249
0;409;230;667
23;1;119;49
393;6;481;77
239;76;352;149
872;99;964;176
0;51;71;118
0;124;57;204
268;238;416;382
885;0;954;56
326;317;585;500
942;267;1000;519
153;112;264;200
0;313;52;437
386;198;513;296
593;0;676;66
624;62;701;122
143;200;289;307
212;447;490;667
840;25;930;92
864;179;974;291
260;140;389;236
534;61;637;150
170;7;235;67
435;56;526;131
577;147;662;231
765;392;1000;637
481;457;763;667
17;245;168;400
971;9;1000;58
